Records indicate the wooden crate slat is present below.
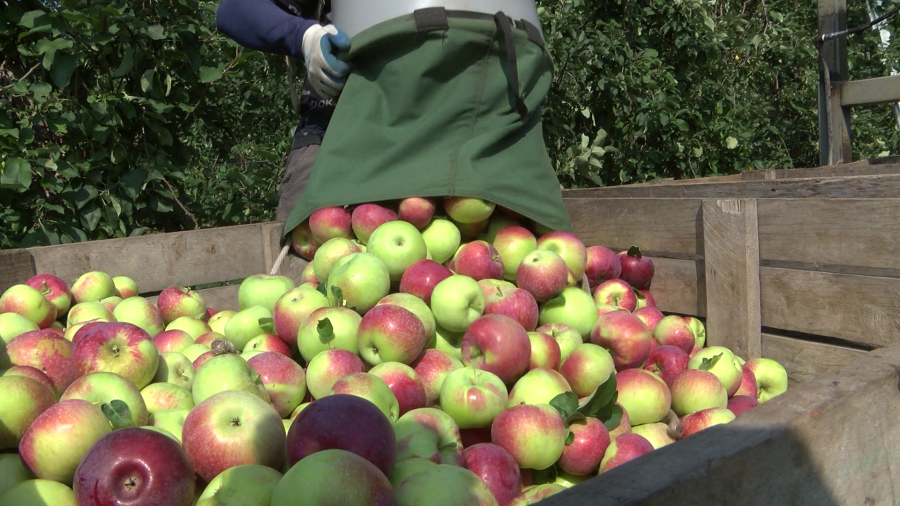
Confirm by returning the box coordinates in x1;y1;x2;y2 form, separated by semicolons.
839;74;900;107
643;257;704;317
25;224;272;293
0;249;36;293
757;198;900;271
760;267;900;348
761;333;868;384
742;162;900;180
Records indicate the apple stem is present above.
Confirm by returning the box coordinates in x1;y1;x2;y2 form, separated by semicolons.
665;409;683;440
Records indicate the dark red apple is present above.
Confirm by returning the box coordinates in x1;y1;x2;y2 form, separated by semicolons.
727;395;760;416
483;287;539;332
464;443;522;506
398;259;453;305
617;246;655;290
461;314;531;386
584;245;621;290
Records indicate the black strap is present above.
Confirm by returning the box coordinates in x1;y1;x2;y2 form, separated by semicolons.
494;11;528;119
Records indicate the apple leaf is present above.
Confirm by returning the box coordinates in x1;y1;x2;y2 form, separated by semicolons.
101;400;133;429
316;282;328;297
576;374;618;419
627;245;643;259
530;465;558;484
316;317;335;345
565;430;575;445
258;317;275;334
331;286;344;306
698;353;722;372
598;404;624;431
550;391;579;422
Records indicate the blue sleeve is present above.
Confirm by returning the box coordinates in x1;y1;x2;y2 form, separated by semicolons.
215;0;318;59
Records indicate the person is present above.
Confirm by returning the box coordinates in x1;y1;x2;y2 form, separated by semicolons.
215;0;351;221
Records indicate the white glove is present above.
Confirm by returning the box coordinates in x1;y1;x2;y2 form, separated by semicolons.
301;23;352;100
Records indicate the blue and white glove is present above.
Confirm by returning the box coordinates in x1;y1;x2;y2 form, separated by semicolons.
301;24;352;100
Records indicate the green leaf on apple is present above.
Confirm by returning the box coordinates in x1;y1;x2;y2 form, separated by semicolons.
316;282;328;297
565;430;575;445
316;317;335;344
101;400;133;429
576;374;618;419
550;391;579;421
258;317;275;334
331;286;344;306
698;353;722;371
598;404;623;431
627;245;643;259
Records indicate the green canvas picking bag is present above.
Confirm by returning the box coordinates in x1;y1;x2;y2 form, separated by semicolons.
283;8;573;236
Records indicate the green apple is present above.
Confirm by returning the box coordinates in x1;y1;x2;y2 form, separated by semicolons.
181;343;211;362
165;316;212;339
492;225;537;281
153;351;196;390
0;453;33;496
149;407;191;443
208;309;236;334
196;464;283;506
615;368;672;425
328;372;400;423
439;366;507;429
433;324;464;360
112;275;139;299
631;422;677;449
0;284;57;329
140;382;195;415
313;237;361;283
395;463;499;506
66;301;115;328
394;407;464;465
272;286;329;346
0;375;56;451
558;343;616;398
71;270;117;304
61;371;149;426
669;369;728;416
0;479;76;506
745;357;789;402
688;346;743;397
295;306;362;363
192;354;270;405
536;322;583;363
305;349;366;400
537;287;598;341
223;305;274;351
112;296;165;337
388;457;437;488
507;367;572;407
270;449;395;506
237;274;295;313
443;196;496;224
367;220;428;284
491;403;567;470
0;313;40;350
430;275;485;333
421;217;461;264
325;251;391;314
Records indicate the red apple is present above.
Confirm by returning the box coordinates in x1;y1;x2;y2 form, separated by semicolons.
352;203;399;244
491;403;567;470
615;368;672;425
592;279;638;312
72;322;160;389
25;273;73;317
309;206;353;244
461;314;531;386
618;246;655;289
411;349;464;407
484;286;539;332
247;352;307;418
452;240;504;281
398;259;453;305
4;329;77;393
290;221;319;260
244;332;292;357
305;348;366;399
156;286;207;324
153;329;195;354
681;406;736;437
526;331;561;370
598;433;655;473
669;369;728;417
558;416;611;476
398;197;437;230
515;249;569;303
652;315;698;354
590;311;653;371
734;363;759;398
643;345;691;386
727;394;759;416
369;361;428;416
536;231;588;280
463;443;522;506
584;245;622;290
358;304;427;366
1;365;58;400
633;306;664;332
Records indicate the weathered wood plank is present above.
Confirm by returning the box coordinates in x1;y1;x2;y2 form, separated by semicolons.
759;267;900;348
839;74;900;107
757;199;900;271
643;257;704;318
761;333;869;384
740;162;900;180
702;200;762;359
564;198;703;258
0;249;36;294
541;343;900;506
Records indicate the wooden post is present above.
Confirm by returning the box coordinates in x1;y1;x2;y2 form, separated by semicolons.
702;199;762;360
818;0;852;165
0;249;36;293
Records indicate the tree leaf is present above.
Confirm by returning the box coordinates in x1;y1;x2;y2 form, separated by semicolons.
626;245;643;259
576;374;618;419
50;52;78;89
0;158;33;191
146;24;166;40
141;69;155;93
113;47;134;77
79;204;101;232
199;66;223;83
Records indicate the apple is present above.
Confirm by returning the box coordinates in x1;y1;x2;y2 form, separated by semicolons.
155;286;206;324
618;246;655;289
111;275;138;299
299;261;318;286
112;296;165;337
584;245;622;289
246;352;307;418
443;196;496;224
19;399;111;484
507;367;571;407
430;275;485;333
0;284;57;329
515;249;568;303
431;324;463;360
180;342;211;362
290;220;319;260
592;279;638;312
491;403;567;470
535;322;583;363
272;286;329;346
0;375;56;451
0;453;34;496
296;306;362;362
616;368;672;425
558;416;611;476
352;202;399;244
272;449;395;506
148;407;190;443
25;273;72;316
395;197;435;229
653;315;699;354
0;312;39;351
597;433;655;473
630;422;677;449
72;321;159;389
192;353;269;404
633;306;664;332
207;309;236;335
305;348;366;399
439;366;508;429
727;394;760;416
1;365;58;400
195;464;283;506
313;237;362;283
61;371;149;426
537;286;598;341
681;406;736;438
329;371;400;423
369;362;428;416
236;274;295;313
65;302;115;329
388;457;437;488
411;348;464;407
608;402;632;439
508;484;567;505
669;369;728;416
491;226;537;282
4;329;77;392
483;286;539;332
536;231;588;280
451;240;504;281
357;305;426;367
222;305;273;351
461;314;531;386
325;251;392;314
688;346;743;396
367;220;428;284
140;382;194;415
242;332;291;357
394;407;465;465
590;310;653;371
527;331;561;370
421;217;462;265
152;329;194;353
643;345;691;386
309;205;353;244
71;270;117;303
153;351;196;390
463;442;522;505
398;260;453;306
734;363;759;397
395;463;498;506
745;357;789;402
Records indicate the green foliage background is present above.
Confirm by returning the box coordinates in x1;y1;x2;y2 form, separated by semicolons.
2;0;900;247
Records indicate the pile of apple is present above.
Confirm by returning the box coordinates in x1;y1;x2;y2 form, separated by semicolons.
0;195;790;506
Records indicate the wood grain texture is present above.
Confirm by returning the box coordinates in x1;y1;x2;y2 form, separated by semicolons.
0;249;36;293
644;257;704;317
702;199;762;359
839;74;900;107
759;267;900;348
538;344;900;506
761;333;868;384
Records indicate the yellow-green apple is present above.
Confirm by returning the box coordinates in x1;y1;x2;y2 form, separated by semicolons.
299;261;318;285
309;205;353;244
688;346;743;396
558;416;611;476
195;331;224;347
527;331;561;370
734;363;758;397
376;292;436;344
430;274;485;333
272;286;328;346
153;352;195;390
305;348;365;399
615;369;672;425
0;312;39;351
451;240;504;281
223;305;273;351
5;329;77;392
631;421;677;449
207;309;235;334
395;462;498;506
140;382;194;415
153;329;194;353
73;427;194;506
112;296;165;337
536;231;587;280
653;315;698;354
0;284;57;329
329;371;400;423
243;332;292;357
25;273;72;316
484;286;539;332
481;212;522;243
439;366;507;429
71;270;117;303
0;452;33;496
492;226;537;282
72;322;159;389
461;314;531;386
669;369;728;416
592;279;638;312
454;217;490;242
597;433;654;473
66;301;115;328
681;406;736;437
148;408;190;443
325;251;391;314
727;394;759;416
491;403;567;470
195;464;282;506
351;202;399;244
112;275;138;299
192;353;269;404
290;220;319;260
367;220;428;284
394;407;464;465
156;286;206;324
443;196;496;224
182;390;285;481
537;286;598;340
389;457;437;488
240;349;265;361
0;479;76;505
508;484;567;505
1;365;58;400
421;217;462;265
296;306;362;362
643;344;690;386
584;245;621;290
19;399;111;483
247;351;306;418
100;295;123;315
558;343;616;398
478;278;517;300
507;367;571;407
358;304;426;366
0;375;56;450
369;362;427;416
237;274;295;313
745;357;789;402
286;394;396;473
272;448;395;506
313;237;362;284
398;197;437;230
536;322;583;363
398;259;453;305
61;371;149;426
411;348;464;407
516;249;568;303
633;306;664;332
180;342;211;362
590;311;653;371
463;442;522;506
617;246;655;290
433;324;464;360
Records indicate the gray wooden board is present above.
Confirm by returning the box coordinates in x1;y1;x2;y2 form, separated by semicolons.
0;249;36;294
840;74;900;107
642;258;704;318
761;332;868;384
759;267;900;348
537;343;900;506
